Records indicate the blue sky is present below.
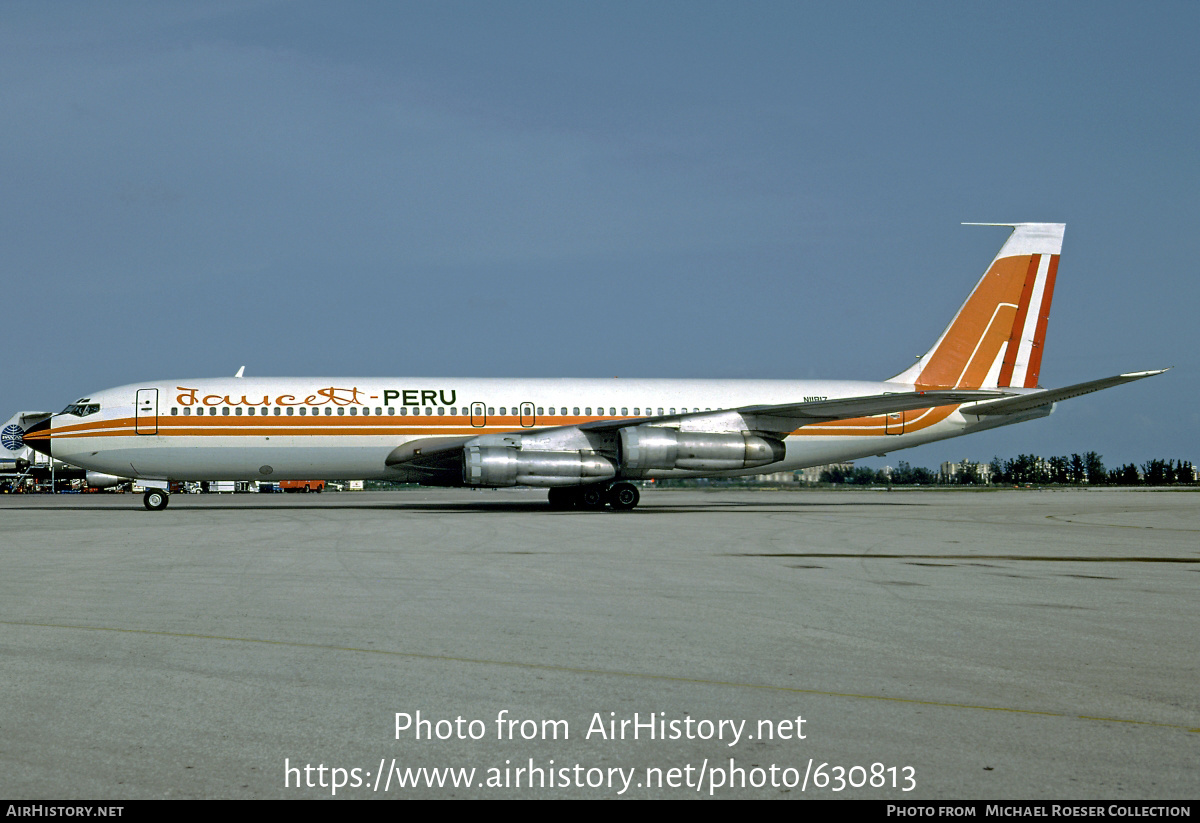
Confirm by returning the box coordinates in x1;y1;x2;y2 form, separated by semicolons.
4;1;1196;469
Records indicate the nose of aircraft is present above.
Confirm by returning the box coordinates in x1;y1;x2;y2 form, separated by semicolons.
22;417;53;458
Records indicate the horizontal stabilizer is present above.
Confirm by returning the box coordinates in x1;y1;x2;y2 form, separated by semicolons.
964;369;1169;416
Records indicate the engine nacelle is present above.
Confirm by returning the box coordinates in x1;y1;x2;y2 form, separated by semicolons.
463;446;617;487
85;471;128;489
619;427;785;471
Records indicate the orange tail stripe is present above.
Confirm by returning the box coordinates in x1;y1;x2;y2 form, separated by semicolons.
997;254;1042;387
1024;254;1059;388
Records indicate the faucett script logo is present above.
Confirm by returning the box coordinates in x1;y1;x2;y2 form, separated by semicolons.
175;386;458;408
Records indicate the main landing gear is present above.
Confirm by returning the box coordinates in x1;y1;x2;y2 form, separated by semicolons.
547;481;640;511
143;489;169;511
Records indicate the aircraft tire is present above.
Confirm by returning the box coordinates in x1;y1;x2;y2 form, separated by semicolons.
607;482;640;511
547;487;574;510
143;490;169;511
578;485;607;510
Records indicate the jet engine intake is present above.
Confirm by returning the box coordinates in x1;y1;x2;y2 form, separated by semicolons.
463;446;617;487
620;427;784;471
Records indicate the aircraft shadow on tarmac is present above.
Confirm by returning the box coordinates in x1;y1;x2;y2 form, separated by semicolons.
1;497;927;514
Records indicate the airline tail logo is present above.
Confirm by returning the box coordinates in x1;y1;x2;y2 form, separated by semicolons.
894;223;1065;390
2;424;24;451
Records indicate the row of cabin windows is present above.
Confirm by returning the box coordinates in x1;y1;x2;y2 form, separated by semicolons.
169;406;713;417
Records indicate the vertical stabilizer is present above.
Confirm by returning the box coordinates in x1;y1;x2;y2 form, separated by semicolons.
891;223;1064;389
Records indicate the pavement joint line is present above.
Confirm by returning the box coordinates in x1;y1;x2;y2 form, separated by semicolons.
4;619;1196;735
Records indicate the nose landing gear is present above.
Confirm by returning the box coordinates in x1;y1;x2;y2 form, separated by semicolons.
143;489;170;511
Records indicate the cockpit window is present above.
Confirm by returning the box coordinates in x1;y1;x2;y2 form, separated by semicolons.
61;402;100;417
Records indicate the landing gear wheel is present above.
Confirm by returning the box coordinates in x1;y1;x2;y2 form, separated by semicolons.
547;487;575;510
607;482;640;511
143;490;169;511
578;485;607;510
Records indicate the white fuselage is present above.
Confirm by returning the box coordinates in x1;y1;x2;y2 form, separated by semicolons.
44;376;1048;484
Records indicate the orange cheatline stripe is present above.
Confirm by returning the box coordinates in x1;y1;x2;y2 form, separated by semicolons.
793;403;957;436
997;254;1042;387
48;404;969;442
1024;254;1058;388
36;417;136;435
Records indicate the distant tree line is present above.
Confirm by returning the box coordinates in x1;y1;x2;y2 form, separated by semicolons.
986;454;1195;486
820;454;1196;486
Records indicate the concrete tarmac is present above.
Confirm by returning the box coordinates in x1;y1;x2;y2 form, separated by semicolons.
1;487;1197;799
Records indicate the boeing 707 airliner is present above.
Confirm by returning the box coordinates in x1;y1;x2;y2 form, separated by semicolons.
21;223;1165;510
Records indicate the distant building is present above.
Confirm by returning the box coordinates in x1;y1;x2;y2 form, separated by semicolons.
752;471;799;484
799;462;855;484
939;459;993;484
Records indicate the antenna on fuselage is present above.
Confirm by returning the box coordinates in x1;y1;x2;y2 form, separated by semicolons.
235;366;245;378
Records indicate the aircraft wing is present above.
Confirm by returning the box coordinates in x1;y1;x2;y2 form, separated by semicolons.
735;389;1013;421
573;388;1013;433
384;388;1013;472
963;369;1169;416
